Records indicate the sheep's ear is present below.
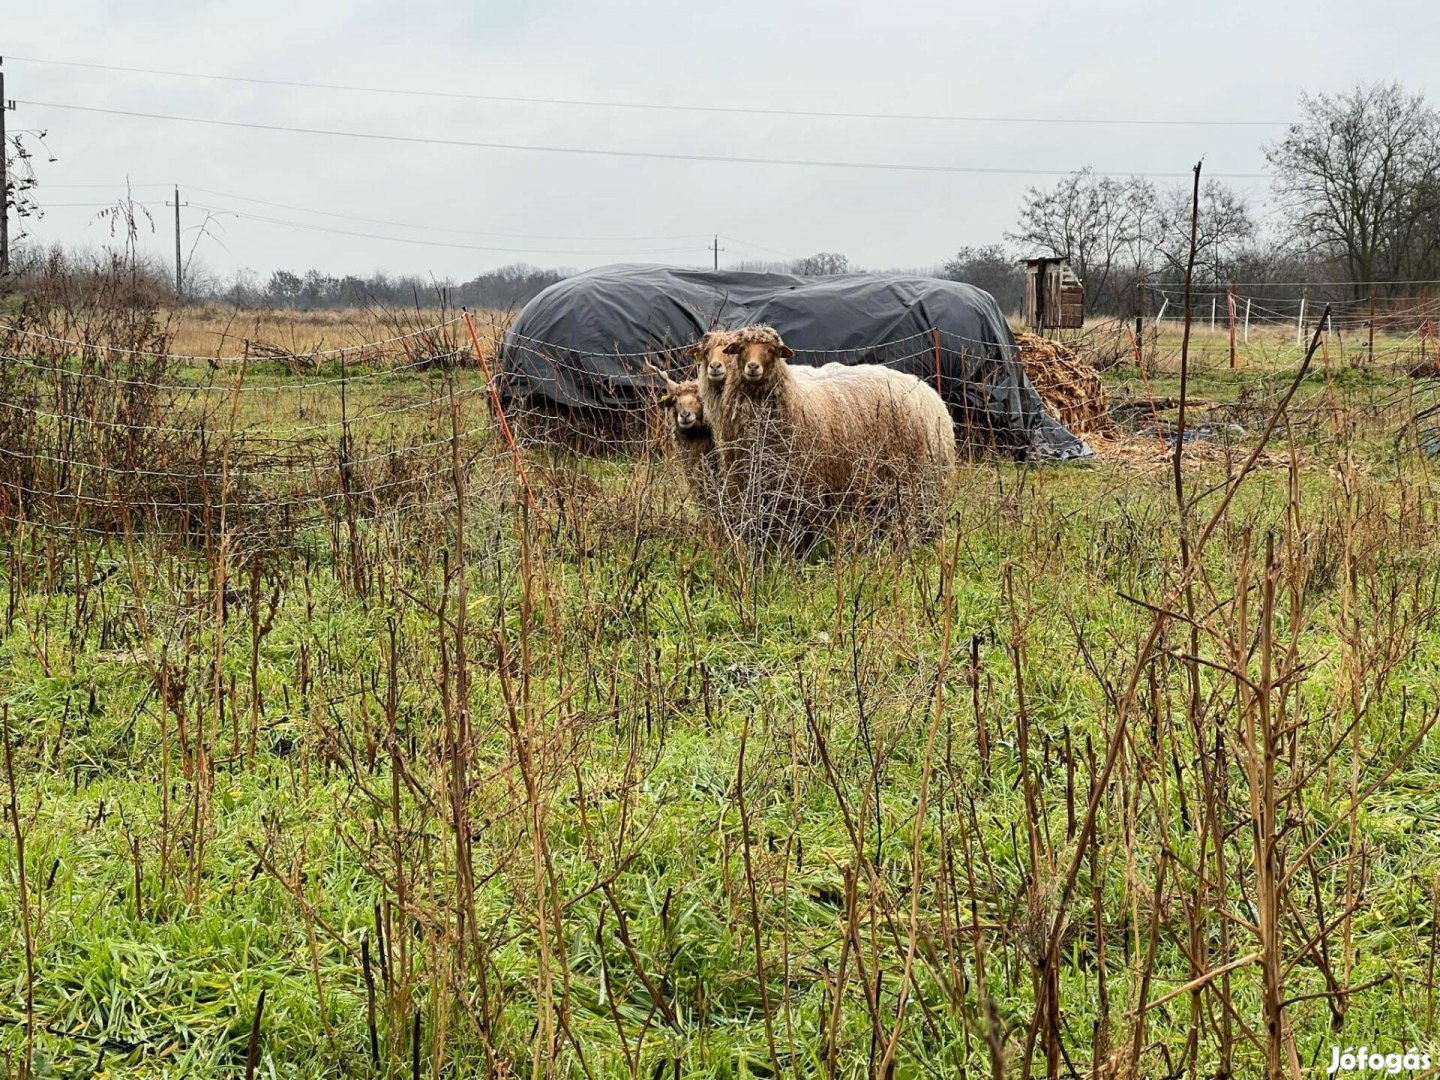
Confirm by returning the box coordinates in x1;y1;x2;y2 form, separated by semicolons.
691;334;711;358
723;342;742;355
778;345;795;359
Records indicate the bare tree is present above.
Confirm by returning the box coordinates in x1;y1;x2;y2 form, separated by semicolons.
4;129;52;254
1152;179;1256;284
1007;168;1156;312
791;252;850;276
1265;82;1440;295
941;243;1025;313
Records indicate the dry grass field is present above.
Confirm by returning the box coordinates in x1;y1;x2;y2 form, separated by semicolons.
155;306;511;364
4;299;1440;1078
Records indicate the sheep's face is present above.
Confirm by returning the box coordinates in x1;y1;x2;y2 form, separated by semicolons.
694;332;734;388
726;339;794;388
666;382;707;438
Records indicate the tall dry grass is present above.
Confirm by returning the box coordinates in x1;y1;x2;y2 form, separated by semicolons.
4;231;1440;1077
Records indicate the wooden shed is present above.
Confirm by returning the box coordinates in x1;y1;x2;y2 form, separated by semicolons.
1023;257;1085;330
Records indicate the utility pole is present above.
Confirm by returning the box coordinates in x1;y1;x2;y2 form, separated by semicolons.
165;185;188;298
710;234;724;270
1;58;11;276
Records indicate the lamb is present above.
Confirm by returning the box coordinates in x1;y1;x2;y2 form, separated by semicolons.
719;324;956;547
650;371;723;516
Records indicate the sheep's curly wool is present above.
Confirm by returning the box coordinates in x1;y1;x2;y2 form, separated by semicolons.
727;324;788;350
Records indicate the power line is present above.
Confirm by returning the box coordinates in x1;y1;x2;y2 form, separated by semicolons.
36;185;709;243
186;202;706;256
721;234;797;259
32;200;166;208
184;186;704;242
36;189;713;251
34;193;711;255
8;55;1291;127
37;182;173;189
15;99;1273;179
39;187;789;260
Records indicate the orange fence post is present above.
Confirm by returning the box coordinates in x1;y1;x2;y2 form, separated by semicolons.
463;309;536;511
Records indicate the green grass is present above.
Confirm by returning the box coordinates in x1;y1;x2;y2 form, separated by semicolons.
4;345;1440;1077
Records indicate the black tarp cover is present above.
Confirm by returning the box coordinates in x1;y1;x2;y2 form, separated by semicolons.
497;264;1091;461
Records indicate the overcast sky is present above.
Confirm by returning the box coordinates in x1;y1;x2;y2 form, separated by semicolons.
8;0;1439;285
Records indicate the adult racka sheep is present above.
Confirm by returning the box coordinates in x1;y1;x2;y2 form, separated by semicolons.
688;328;753;516
719;324;956;549
691;329;736;430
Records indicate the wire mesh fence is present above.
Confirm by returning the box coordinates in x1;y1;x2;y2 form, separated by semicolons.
4;312;1439;552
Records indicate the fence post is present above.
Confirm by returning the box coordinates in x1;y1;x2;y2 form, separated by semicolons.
931;327;942;396
1210;296;1216;331
1228;282;1237;370
1296;292;1307;347
1368;286;1376;361
462;309;536;511
1135;277;1145;370
1244;298;1251;344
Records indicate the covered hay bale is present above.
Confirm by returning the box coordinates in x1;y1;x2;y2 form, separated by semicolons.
498;266;1091;461
1013;331;1112;435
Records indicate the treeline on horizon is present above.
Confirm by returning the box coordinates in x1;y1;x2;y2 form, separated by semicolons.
5;82;1438;319
0;241;1372;322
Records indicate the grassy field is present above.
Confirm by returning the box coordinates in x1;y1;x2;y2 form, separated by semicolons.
4;308;1440;1078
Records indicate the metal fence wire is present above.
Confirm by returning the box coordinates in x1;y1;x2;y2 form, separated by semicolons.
2;317;1437;544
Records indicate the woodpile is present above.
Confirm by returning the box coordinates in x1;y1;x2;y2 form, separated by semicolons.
1013;330;1112;435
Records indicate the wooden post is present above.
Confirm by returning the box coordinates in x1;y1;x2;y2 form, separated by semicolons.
1244;298;1251;343
1130;323;1165;445
1210;296;1216;331
1426;286;1435;369
1135;277;1145;370
931;327;942;396
165;186;190;295
462;309;535;511
0;65;8;276
1296;292;1307;347
1368;287;1376;361
1228;282;1237;370
172;186;184;298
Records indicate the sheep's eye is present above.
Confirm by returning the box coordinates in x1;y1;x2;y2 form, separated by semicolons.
723;343;741;355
